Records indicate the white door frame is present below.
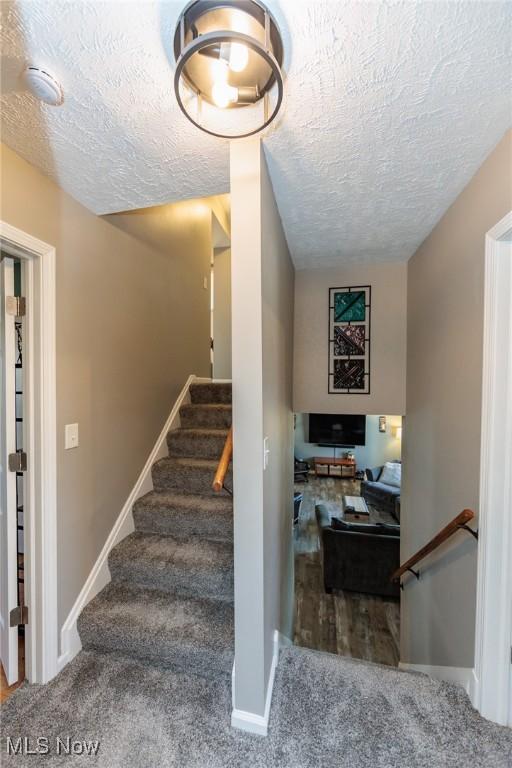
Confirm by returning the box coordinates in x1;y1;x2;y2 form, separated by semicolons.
473;210;512;725
0;220;57;684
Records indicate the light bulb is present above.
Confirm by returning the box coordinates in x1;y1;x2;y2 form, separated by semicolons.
212;80;238;108
229;42;249;72
211;58;238;108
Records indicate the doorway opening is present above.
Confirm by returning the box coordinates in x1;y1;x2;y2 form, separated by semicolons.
473;210;512;726
0;221;57;694
0;255;26;700
293;413;403;666
210;212;231;381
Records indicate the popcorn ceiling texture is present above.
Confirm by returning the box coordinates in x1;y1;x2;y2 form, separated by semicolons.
1;1;510;268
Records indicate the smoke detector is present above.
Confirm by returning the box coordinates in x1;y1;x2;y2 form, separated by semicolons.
23;66;64;106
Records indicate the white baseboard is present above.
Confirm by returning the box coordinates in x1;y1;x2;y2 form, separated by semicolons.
231;629;281;737
58;374;198;671
468;668;480;709
399;662;474;694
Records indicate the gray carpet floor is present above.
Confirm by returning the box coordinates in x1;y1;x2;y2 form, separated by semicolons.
2;382;510;765
1;646;511;767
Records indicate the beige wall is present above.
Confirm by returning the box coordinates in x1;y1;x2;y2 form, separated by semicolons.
0;143;211;638
294;263;407;415
213;247;232;379
230;139;295;720
402;129;512;669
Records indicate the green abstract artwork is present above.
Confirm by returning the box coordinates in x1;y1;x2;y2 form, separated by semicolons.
329;285;371;394
334;291;366;322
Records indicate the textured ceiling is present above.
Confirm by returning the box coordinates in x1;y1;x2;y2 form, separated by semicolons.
1;1;511;268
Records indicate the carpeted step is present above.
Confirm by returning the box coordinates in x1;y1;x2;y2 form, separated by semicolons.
78;582;234;678
189;382;232;405
179;403;232;430
152;456;232;496
133;491;233;541
108;531;234;601
167;428;228;460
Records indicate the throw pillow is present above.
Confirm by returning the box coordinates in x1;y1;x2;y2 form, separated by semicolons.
380;461;401;487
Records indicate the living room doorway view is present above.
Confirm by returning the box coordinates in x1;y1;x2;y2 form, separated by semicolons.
293;413;403;666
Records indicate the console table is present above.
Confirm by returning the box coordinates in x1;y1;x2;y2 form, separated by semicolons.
314;456;356;479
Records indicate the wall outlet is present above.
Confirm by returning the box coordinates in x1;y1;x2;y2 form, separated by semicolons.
263;436;270;470
65;423;79;450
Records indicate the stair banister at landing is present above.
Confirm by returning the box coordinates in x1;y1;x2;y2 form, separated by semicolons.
213;427;233;493
391;509;477;586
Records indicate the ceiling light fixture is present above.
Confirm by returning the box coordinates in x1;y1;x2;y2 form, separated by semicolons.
173;0;284;139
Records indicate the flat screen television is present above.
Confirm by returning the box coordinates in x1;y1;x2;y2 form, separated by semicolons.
308;413;366;447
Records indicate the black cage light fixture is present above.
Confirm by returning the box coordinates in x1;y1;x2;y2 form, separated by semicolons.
173;0;284;138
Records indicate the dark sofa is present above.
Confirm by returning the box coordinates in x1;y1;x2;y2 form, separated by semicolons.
361;463;401;520
316;503;400;598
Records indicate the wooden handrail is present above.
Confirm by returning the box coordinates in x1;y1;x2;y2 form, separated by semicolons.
391;509;476;584
212;427;233;492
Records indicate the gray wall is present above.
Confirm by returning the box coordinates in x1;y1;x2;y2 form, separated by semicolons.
1;143;211;639
295;413;402;470
294;263;407;415
230;139;295;719
261;150;295;675
401;129;512;669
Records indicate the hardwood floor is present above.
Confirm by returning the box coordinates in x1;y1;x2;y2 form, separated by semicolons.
294;475;400;667
0;634;25;704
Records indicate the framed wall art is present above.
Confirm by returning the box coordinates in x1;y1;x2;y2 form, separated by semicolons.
328;285;371;394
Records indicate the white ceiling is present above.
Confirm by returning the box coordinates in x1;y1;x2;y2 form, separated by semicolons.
1;1;510;268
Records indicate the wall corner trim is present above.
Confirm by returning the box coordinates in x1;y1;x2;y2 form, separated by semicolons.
58;374;199;673
398;662;474;695
231;629;281;737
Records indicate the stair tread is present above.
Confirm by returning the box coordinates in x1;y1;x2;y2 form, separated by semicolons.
179;403;232;430
133;491;232;540
169;428;229;437
109;531;233;601
152;456;232;497
79;582;233;651
182;403;231;409
154;456;219;470
134;490;232;514
78;582;233;676
110;531;233;568
189;382;232;405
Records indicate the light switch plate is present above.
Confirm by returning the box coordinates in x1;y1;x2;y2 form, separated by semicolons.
203;276;208;290
65;423;79;450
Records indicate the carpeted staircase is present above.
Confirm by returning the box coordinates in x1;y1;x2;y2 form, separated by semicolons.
77;381;234;680
3;379;511;765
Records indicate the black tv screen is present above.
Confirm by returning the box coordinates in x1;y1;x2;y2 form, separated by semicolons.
308;414;366;446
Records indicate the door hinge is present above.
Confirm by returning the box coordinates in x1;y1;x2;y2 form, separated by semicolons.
10;605;28;627
6;296;26;317
8;451;27;472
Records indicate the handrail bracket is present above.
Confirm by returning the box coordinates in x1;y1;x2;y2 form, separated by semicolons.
400;567;420;590
457;523;478;540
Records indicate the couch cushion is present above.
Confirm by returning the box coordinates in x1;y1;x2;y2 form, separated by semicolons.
368;481;401;497
331;518;399;537
380;461;401;487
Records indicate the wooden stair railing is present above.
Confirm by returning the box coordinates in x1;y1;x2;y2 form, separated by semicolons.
212;427;233;493
391;509;477;586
